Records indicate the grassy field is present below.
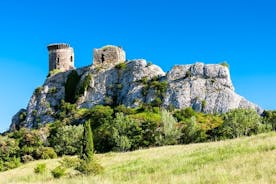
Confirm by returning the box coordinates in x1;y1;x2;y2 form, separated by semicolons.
0;132;275;184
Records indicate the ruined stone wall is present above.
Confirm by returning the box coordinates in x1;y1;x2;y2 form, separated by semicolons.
48;43;75;72
93;45;125;66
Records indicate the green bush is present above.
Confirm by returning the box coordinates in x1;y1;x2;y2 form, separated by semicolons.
51;166;66;178
262;110;276;131
2;157;21;171
49;125;83;156
151;97;162;107
65;70;80;103
185;70;191;78
40;147;57;159
58;100;77;120
49;87;57;94
104;96;114;106
174;107;196;122
218;109;262;139
111;113;143;151
180;116;206;144
201;100;206;109
115;62;127;70
48;69;62;77
155;109;181;146
35;87;43;95
75;159;103;175
59;157;81;169
115;105;137;115
147;61;153;66
220;61;229;68
34;163;46;174
87;105;114;129
76;74;92;98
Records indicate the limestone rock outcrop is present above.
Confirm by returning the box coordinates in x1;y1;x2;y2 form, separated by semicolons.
11;61;262;130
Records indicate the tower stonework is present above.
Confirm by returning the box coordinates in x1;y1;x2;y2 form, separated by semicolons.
47;43;75;72
93;45;126;66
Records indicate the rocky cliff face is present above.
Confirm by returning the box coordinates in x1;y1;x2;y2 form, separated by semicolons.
10;61;262;130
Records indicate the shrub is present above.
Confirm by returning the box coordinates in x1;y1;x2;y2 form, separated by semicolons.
262;110;276;131
22;155;34;163
141;76;149;84
2;157;21;171
115;105;137;115
116;83;123;90
49;87;57;94
111;113;143;151
104;96;114;106
76;74;92;98
180;116;206;144
59;157;81;169
34;163;46;174
0;136;20;160
48;69;62;77
185;70;191;78
51;166;66;178
201;100;206;109
75;159;103;175
58;100;77;119
40;147;57;159
115;62;127;70
88;105;114;129
19;111;27;122
65;70;80;103
218;109;262;139
35;87;43;95
147;61;153;66
174;107;196;122
155;109;181;145
48;125;83;156
220;61;229;68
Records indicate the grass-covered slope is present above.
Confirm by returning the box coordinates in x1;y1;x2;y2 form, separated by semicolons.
1;132;275;184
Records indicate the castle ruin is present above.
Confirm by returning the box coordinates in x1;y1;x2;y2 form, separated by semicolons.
93;45;126;66
47;44;125;72
47;43;75;72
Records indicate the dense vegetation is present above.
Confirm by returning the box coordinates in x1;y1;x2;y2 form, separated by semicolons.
1;100;275;173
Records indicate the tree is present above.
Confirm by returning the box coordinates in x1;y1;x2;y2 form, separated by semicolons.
77;120;103;175
48;124;83;156
262;110;276;131
81;120;94;161
156;109;181;145
219;109;262;139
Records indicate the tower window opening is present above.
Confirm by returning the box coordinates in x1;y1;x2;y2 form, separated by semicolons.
101;54;105;63
70;56;73;62
57;57;60;65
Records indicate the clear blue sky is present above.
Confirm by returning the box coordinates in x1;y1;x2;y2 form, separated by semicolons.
0;0;276;132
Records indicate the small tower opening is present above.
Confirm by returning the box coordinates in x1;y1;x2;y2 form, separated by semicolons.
101;54;105;63
70;56;73;62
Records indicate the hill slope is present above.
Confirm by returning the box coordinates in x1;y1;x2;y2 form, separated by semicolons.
1;132;275;184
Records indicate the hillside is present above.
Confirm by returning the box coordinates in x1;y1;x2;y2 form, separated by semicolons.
1;132;275;184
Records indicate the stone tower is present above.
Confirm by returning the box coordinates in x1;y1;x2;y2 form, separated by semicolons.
47;43;75;72
93;45;126;66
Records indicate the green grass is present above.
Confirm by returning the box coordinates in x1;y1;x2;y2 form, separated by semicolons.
1;132;275;184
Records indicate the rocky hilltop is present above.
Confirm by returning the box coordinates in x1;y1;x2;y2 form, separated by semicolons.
10;45;262;130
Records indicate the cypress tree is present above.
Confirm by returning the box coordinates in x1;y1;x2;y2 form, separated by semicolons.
81;119;94;161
